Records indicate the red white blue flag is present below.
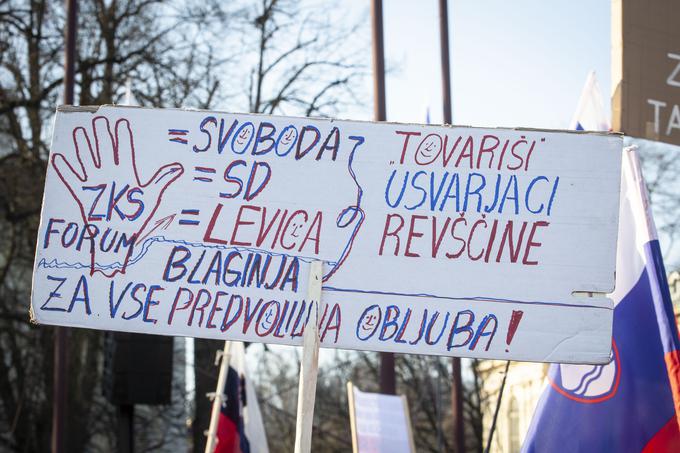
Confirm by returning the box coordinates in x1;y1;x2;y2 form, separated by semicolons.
523;148;680;451
214;342;269;453
524;71;680;451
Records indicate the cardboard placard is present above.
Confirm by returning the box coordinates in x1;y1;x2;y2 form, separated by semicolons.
347;382;414;453
31;105;622;363
612;0;680;146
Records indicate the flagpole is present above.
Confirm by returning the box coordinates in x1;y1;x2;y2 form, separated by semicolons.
439;0;453;125
205;341;232;453
437;1;465;450
371;0;387;123
371;0;396;396
484;361;511;453
52;1;77;452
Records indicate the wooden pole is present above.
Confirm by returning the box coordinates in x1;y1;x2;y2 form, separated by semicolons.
437;1;465;450
451;358;465;452
371;0;387;123
371;0;396;396
204;341;233;453
293;261;323;453
439;0;453;125
346;382;359;453
53;2;77;452
63;0;77;105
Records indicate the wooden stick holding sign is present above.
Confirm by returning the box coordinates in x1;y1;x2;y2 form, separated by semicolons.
293;261;323;453
347;382;359;453
204;341;232;453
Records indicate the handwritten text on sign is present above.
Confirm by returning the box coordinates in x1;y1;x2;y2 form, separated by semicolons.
31;106;622;363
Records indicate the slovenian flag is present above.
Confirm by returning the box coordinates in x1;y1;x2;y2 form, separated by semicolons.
214;342;269;453
523;74;680;451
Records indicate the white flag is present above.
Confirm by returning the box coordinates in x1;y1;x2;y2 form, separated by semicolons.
569;71;610;131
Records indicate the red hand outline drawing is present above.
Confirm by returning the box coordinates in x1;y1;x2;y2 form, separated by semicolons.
51;116;184;277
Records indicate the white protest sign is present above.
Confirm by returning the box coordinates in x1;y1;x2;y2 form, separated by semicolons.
31;105;622;363
347;382;414;453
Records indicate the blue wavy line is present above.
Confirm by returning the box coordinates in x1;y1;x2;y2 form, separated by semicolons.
37;235;339;272
573;365;605;396
324;135;366;281
37;238;611;312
